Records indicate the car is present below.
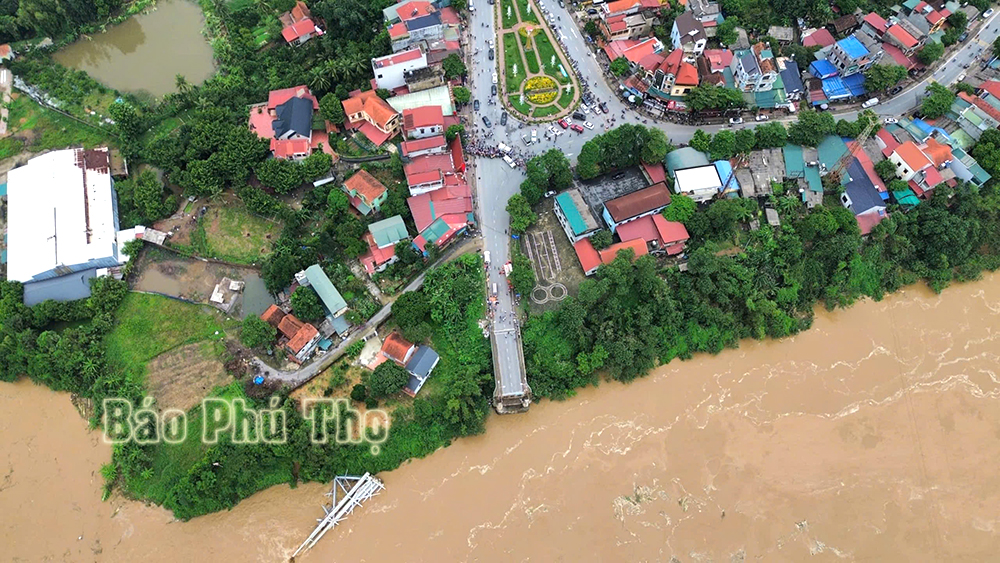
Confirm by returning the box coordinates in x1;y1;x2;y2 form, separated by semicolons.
729;117;743;124
570;124;584;133
492;84;497;96
613;172;626;180
861;97;879;109
474;99;480;111
558;119;569;129
572;111;586;121
883;117;898;124
532;129;538;142
583;105;591;114
482;116;492;128
584;121;594;130
957;72;967;82
755;114;768;121
489;48;495;60
488;38;495;48
959;32;968;42
558;0;564;6
985;8;994;17
599;102;609;114
492;72;498;84
587;8;597;14
544;190;556;198
547;125;557;135
500;112;508;125
889;85;903;96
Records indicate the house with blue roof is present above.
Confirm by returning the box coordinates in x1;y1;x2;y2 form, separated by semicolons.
554;189;600;243
828;35;881;76
809;59;839;79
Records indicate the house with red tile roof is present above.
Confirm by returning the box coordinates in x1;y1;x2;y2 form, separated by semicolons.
407;178;473;254
888;136;953;198
860;12;890;37
598;6;658;42
640;162;667;185
359;215;410;275
602;182;672;233
279;2;323;45
615;213;690;255
381;332;417;365
651;49;700;96
404;136;465;195
572;237;648;276
272;311;321;363
401;135;448;158
342;169;389;215
248;85;335;160
0;44;13;61
802;28;835;48
885;24;921;55
342;89;402;146
402;105;445;139
603;37;664;68
372;47;428;91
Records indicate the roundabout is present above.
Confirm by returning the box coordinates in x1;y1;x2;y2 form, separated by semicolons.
495;0;579;121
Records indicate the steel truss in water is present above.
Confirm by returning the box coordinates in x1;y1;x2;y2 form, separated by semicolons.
292;473;385;559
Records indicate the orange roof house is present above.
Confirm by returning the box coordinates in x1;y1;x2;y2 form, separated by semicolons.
342;90;402;146
248;85;334;160
381;332;416;365
342;169;389;215
279;1;323;45
260;304;287;328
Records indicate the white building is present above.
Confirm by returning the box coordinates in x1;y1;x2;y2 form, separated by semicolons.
673;165;723;202
5;148;134;305
372;47;428;91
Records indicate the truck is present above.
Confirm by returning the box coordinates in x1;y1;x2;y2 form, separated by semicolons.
484;250;491;265
861;97;879;109
503;154;517;168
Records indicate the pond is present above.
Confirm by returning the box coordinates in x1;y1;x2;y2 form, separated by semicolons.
241;273;275;319
53;0;215;98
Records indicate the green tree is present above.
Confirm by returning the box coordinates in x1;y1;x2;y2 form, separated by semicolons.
350;383;368;402
610;57;631;76
366;360;410;398
788;109;835;147
716;16;739;46
734;128;755;155
590;229;612;250
917;41;945;65
300;151;332;181
863;64;907;93
690;129;711;153
392;290;431;341
442;54;467;78
507;194;537;234
754;121;787;148
240;315;276;349
641;127;670;163
710;130;736;160
109;100;142;142
510;252;535;295
685;84;745;111
662;193;696;223
584;20;599;37
255;158;305;194
836;119;860;138
327;188;350;216
921;82;956;119
446;124;466;142
319;92;345;124
291;286;325;321
875;159;897;182
115;169;173;227
453;86;471;105
576;141;601;179
947;11;968;31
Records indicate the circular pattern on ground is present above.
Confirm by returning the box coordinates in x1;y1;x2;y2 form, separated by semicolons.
530;283;568;304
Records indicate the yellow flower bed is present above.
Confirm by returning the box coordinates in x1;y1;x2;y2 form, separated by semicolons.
525;76;556;91
528;91;557;104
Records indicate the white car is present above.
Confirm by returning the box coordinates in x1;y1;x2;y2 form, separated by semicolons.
729;117;744;125
985;8;994;18
755;114;768;121
583;106;591;114
492;72;498;84
488;38;495;48
883;117;898;124
584;121;594;130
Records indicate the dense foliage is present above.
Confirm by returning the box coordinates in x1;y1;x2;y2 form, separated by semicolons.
577;124;672;180
922;82;956;119
240;315;276;350
684;84;746;112
365;362;409;398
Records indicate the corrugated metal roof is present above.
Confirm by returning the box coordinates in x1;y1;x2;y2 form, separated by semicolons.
304;264;348;316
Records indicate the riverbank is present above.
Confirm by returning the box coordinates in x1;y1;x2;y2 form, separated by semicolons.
4;272;1000;561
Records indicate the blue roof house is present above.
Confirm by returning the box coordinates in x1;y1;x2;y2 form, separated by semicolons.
828;35;881;77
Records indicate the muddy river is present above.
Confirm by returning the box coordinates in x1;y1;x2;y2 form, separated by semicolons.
53;0;215;97
3;275;1000;561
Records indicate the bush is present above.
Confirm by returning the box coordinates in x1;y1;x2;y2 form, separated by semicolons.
365;362;410;398
240;316;276;349
350;383;368;402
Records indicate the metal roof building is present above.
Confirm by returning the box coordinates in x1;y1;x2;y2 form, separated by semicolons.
554;189;599;243
304;264;349;319
6;148;130;305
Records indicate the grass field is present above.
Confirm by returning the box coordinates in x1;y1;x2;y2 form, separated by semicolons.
534;33;570;84
516;0;539;24
105;292;225;385
557;85;575;108
532;105;561;118
501;0;519;27
509;94;532;116
202;204;282;264
0;137;24;159
503;32;526;94
7;95;114;151
523;43;541;74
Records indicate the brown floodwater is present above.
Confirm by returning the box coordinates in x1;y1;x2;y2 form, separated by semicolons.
53;0;215;97
4;275;1000;561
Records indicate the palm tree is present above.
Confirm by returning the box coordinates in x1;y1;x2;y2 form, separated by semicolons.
175;74;192;96
309;67;331;92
